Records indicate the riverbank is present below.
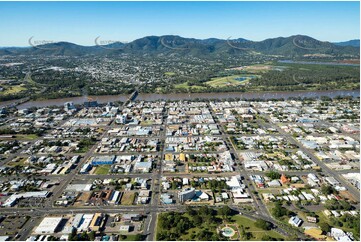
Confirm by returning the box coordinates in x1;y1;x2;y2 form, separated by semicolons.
0;89;357;109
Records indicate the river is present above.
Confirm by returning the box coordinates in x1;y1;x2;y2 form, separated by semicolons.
1;89;357;109
278;60;360;66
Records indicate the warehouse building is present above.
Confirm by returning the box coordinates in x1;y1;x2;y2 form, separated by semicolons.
34;217;63;234
91;155;116;166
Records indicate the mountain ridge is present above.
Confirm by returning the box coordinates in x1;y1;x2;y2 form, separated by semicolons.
334;39;360;47
0;35;359;58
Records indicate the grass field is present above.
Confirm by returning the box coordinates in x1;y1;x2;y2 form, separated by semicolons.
206;75;258;87
118;234;141;241
231;215;285;240
141;120;154;125
174;82;207;90
7;157;27;167
245;64;286;72
164;72;176;76
0;85;27;95
94;165;111;175
15;134;39;140
121;191;136;205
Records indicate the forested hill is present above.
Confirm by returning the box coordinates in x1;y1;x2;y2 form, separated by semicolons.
0;35;359;59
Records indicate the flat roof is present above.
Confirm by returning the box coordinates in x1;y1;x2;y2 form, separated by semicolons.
34;217;63;234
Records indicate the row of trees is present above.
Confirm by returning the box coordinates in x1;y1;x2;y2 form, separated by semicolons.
272;202;294;218
157;206;234;241
68;230;96;241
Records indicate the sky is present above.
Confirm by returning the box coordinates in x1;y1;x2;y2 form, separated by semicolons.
0;1;359;46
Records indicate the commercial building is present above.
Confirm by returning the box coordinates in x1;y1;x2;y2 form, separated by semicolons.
80;163;92;174
89;213;105;231
2;191;50;207
133;159;152;173
115;114;127;124
64;102;76;111
84;101;98;108
34;217;63;234
161;194;174;204
178;188;196;203
91;155;116;166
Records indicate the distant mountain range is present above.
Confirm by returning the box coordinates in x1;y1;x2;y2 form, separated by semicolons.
333;39;360;47
0;35;359;58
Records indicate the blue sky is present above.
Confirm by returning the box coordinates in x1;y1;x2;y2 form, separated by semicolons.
0;1;359;46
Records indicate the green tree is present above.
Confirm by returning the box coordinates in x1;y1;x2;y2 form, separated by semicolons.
272;203;288;218
320;185;335;195
218;206;232;221
186;206;197;216
255;219;272;230
193;215;203;226
239;225;252;240
266;171;281;180
261;235;278;241
119;235;127;240
68;229;77;241
89;231;96;241
134;234;143;241
79;231;90;241
319;222;331;234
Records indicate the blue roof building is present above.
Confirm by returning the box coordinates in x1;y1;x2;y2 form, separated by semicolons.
91;156;116;166
84;101;99;108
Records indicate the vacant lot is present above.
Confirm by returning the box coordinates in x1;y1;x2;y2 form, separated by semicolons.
94;165;111;175
0;85;27;95
164;72;176;76
120;191;136;205
6;157;27;167
15;134;38;140
174;82;206;91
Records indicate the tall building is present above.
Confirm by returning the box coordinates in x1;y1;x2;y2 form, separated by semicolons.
64;102;76;111
115;114;127;124
178;187;195;203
